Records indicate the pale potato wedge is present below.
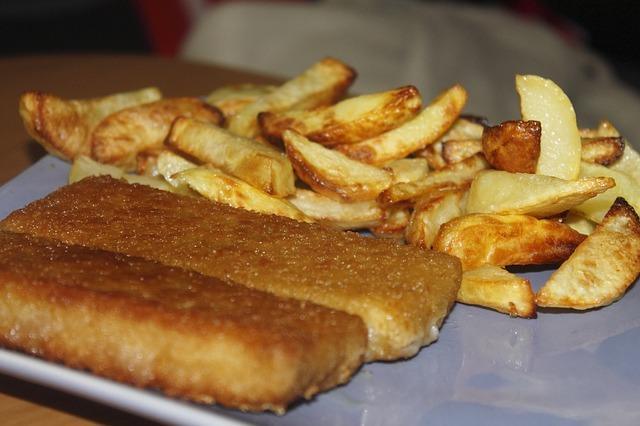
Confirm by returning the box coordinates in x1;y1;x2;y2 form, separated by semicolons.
19;87;161;160
417;141;447;171
258;86;421;145
206;83;277;120
91;98;223;170
335;84;467;165
405;187;467;249
383;158;429;184
459;265;536;318
370;204;411;240
610;142;640;185
438;116;486;141
156;151;197;188
228;57;356;137
481;120;541;173
441;139;483;165
433;213;586;270
173;166;310;222
537;198;640;309
581;136;625;166
564;211;596;235
466;170;615;218
516;75;581;180
379;154;486;205
573;162;640;223
69;155;174;192
287;188;383;229
167;117;296;197
283;130;393;201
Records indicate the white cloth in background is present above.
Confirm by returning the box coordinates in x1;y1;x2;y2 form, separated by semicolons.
182;0;640;144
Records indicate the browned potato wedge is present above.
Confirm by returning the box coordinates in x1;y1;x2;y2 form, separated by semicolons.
206;83;277;120
228;57;356;137
481;120;541;173
459;265;536;318
466;170;615;218
379;154;487;205
433;213;586;270
287;188;383;229
370;204;411;239
442;139;483;165
91;98;223;170
581;136;625;166
167;117;296;197
383;158;429;184
537;198;640;309
19;87;161;160
405;187;467;249
335;84;467;164
258;86;421;146
173;166;310;222
283;130;393;201
417;141;447;171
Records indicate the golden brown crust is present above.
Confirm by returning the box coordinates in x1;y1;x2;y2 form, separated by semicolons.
1;176;461;361
482;120;541;173
0;231;366;412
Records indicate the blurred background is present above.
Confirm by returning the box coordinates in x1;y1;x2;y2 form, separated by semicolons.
2;0;639;140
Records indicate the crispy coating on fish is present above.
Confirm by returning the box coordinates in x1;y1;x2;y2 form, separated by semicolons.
0;231;366;413
1;176;461;361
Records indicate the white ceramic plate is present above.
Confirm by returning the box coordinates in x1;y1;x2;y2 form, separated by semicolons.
1;156;639;426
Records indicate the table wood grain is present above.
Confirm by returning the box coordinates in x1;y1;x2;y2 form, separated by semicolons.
0;53;278;425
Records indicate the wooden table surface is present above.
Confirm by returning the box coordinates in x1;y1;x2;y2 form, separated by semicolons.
0;53;278;425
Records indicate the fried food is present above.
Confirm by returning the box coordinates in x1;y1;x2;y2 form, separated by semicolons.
1;176;461;361
206;83;277;120
0;231;367;413
481;120;541;173
581;136;625;166
91;98;223;170
19;88;161;160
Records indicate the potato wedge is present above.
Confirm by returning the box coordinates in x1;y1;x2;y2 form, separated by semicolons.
439;116;486;141
433;213;586;270
581;136;625;166
481;120;541;173
417;141;447;171
405;187;467;249
383;158;429;184
19;87;161;160
610;142;640;185
228;57;356;137
167;117;296;197
516;75;581;180
466;170;615;218
258;86;421;145
370;204;411;239
135;150;161;176
335;84;467;164
379;154;486;205
459;265;536;318
564;211;596;235
156;151;197;189
173;166;310;222
283;130;392;201
537;198;640;309
206;83;277;120
69;155;174;192
573;162;640;223
287;188;383;229
91;98;223;170
442;139;483;165
579;120;620;138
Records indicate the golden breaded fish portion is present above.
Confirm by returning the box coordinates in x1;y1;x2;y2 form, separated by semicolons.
0;231;366;413
1;176;462;361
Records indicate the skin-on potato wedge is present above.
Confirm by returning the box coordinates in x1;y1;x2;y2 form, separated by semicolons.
516;75;581;180
370;204;411;240
442;139;483;165
206;84;277;120
167;117;296;197
335;84;468;165
283;130;393;202
405;187;467;249
173;166;310;222
459;265;536;318
432;213;587;270
379;154;486;205
466;170;615;218
573;162;640;223
258;86;421;146
383;158;429;184
537;198;640;309
228;57;356;137
481;120;541;173
581;136;625;166
287;189;383;230
19;88;161;160
91;98;223;170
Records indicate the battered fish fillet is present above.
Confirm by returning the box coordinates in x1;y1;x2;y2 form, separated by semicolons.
0;231;367;413
1;176;462;360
